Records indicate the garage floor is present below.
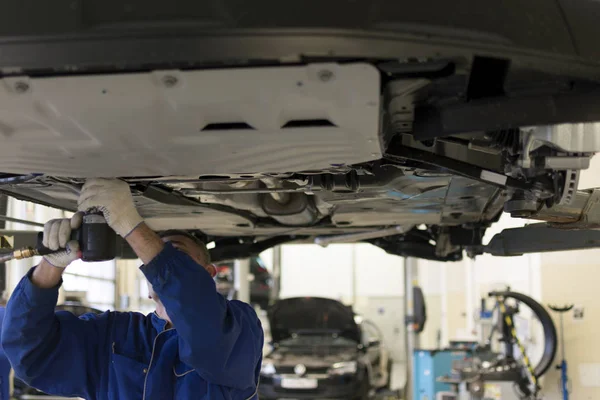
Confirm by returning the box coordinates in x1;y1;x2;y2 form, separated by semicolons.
373;362;405;399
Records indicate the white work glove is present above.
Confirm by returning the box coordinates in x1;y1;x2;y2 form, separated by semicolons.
42;213;83;268
78;178;143;237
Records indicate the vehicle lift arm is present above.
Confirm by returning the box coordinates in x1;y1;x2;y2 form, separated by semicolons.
480;224;600;256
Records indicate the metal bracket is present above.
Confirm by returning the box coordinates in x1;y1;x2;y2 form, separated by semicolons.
527;188;600;228
519;124;600;171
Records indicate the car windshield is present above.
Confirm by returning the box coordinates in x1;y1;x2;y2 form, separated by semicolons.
279;334;356;347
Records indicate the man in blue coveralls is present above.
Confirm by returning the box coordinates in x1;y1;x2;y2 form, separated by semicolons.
1;179;263;399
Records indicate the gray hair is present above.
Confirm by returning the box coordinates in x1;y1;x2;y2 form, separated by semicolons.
158;230;211;264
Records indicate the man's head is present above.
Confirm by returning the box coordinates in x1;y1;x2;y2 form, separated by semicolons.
147;230;215;325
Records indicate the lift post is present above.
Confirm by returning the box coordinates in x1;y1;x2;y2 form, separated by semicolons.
234;258;251;304
271;246;282;303
404;257;419;400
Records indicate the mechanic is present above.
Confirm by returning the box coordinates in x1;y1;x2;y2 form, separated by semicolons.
1;179;263;400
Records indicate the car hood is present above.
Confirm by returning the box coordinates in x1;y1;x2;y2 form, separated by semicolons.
269;345;357;368
268;297;361;343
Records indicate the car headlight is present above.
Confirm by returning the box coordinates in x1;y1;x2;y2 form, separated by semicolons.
328;361;357;375
261;361;276;376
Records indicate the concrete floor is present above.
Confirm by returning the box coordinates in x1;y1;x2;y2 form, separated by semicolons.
389;362;407;392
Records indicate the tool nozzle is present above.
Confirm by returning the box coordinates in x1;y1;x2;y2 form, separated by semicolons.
13;247;39;259
0;247;39;263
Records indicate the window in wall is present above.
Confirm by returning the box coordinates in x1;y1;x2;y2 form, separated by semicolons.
62;259;116;310
137;270;156;314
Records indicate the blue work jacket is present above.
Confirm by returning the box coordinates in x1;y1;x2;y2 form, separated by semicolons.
1;243;263;399
0;307;11;400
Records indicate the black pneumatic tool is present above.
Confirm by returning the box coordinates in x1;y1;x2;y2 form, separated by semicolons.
0;210;116;263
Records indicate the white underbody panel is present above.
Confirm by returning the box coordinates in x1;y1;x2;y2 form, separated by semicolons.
0;63;381;177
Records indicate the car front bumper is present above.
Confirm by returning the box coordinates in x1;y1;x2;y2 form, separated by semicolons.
258;373;364;399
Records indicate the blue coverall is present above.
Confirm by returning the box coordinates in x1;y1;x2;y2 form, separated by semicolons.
1;243;264;399
0;307;11;400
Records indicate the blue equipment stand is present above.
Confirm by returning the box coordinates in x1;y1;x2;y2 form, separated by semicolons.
413;349;469;400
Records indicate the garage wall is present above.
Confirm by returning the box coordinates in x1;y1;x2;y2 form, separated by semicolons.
445;292;467;343
116;259;143;312
354;296;405;361
540;251;600;400
280;243;355;301
435;260;469;342
279;243;406;301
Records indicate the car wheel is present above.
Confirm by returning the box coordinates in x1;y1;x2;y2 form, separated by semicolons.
354;373;371;400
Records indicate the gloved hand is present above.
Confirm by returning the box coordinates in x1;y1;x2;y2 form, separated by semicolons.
42;213;83;268
78;178;144;237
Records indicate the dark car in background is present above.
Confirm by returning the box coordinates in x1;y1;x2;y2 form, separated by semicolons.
12;303;103;400
215;256;273;309
259;297;390;400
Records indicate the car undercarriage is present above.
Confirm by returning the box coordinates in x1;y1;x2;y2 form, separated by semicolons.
2;1;600;261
